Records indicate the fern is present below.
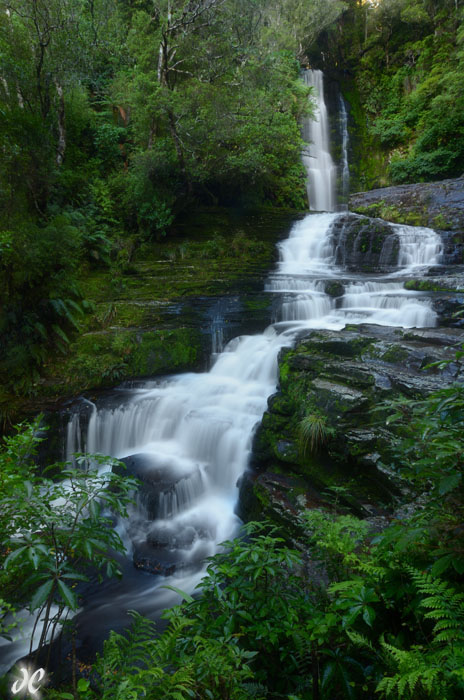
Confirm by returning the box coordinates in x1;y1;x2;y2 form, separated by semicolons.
377;569;464;698
91;610;195;699
377;644;443;698
408;567;464;644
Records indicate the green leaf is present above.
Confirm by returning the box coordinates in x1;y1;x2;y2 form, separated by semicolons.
52;324;70;344
57;579;78;610
30;580;53;611
438;472;461;495
430;554;454;577
4;546;28;568
161;584;194;603
362;606;376;627
28;547;42;570
77;678;90;692
61;572;88;582
452;557;464;574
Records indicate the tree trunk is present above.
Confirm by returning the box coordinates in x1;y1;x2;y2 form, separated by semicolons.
55;81;66;166
167;108;192;196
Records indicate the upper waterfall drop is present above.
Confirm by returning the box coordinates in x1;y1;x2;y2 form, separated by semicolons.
301;69;337;212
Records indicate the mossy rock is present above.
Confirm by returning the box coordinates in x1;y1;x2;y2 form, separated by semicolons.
49;326;205;394
128;328;203;376
324;281;345;298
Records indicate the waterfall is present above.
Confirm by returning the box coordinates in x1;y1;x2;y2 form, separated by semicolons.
31;71;442;661
301;70;337;212
339;94;350;208
65;216;442;581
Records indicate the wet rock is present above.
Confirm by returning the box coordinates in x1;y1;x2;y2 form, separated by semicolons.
116;453;203;519
237;469;326;538
133;543;178;576
324;281;345;297
350;177;464;231
433;294;464;327
330;213;400;272
146;524;198;549
401;326;464;347
249;323;464;520
117;453;183;488
350;177;464;263
275;440;299;463
132;523;208;576
311;378;368;415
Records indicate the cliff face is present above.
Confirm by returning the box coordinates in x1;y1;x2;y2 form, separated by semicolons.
241;324;464;531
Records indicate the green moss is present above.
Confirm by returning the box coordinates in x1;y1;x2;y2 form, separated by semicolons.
129;328;201;376
404;280;462;293
380;345;409;364
352;201;428;227
45;326;203;395
7;207;301;419
341;81;388;191
432;213;451;230
279;358;291;385
324;281;344;297
243;298;271;311
353;201;386;218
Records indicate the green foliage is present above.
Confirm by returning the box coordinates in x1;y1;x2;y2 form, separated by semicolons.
0;214;90;402
332;0;464;184
185;521;306;694
378;568;464;699
0;0;330;403
0;419;138;665
85;611;196;700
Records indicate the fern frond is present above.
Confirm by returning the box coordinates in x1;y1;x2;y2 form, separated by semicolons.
407;567;464;643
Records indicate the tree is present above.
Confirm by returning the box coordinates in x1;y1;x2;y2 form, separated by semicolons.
0;419;138;666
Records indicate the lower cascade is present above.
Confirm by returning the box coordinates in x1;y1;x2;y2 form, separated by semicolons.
62;211;443;640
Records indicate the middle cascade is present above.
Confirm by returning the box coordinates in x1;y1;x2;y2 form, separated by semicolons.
64;70;443;634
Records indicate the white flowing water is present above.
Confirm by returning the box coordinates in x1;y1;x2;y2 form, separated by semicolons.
301;70;337;211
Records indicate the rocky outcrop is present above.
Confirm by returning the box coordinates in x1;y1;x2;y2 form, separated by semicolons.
241;324;464;524
349;177;464;263
330;213;400;272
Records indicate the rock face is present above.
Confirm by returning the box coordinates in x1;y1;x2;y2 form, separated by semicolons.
330;213;400;272
241;324;464;525
349;177;464;263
